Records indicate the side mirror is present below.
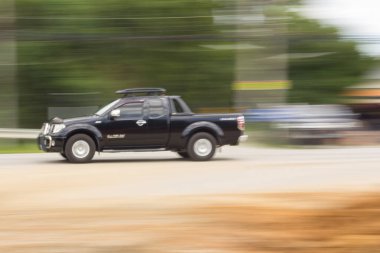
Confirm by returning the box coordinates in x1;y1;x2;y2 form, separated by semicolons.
110;109;121;119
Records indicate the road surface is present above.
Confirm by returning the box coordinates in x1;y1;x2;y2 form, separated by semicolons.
0;145;380;209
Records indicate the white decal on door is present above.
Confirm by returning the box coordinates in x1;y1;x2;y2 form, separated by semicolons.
107;134;126;139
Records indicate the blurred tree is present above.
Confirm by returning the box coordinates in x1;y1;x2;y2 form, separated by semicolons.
287;12;376;104
0;0;18;129
14;0;376;128
16;0;234;127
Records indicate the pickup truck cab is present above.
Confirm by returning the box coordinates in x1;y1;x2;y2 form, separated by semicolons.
38;88;247;163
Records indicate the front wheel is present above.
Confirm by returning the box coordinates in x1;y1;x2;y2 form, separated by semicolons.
65;134;96;163
187;132;216;161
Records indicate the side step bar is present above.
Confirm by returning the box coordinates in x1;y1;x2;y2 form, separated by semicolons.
102;148;167;153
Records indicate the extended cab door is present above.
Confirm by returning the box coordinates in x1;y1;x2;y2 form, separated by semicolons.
99;98;170;149
144;97;170;147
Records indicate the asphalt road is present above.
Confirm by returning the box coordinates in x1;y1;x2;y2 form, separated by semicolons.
1;145;380;209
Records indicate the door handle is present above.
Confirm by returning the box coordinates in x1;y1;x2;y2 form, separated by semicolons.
136;119;146;126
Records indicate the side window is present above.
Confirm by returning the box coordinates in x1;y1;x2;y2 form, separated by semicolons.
172;98;184;114
119;102;143;119
148;98;166;119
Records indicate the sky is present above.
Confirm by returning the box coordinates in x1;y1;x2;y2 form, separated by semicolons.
303;0;380;56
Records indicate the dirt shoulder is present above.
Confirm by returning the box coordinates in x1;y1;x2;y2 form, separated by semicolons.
1;192;379;253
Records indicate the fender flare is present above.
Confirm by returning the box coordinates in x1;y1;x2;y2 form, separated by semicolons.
182;121;224;143
62;124;103;151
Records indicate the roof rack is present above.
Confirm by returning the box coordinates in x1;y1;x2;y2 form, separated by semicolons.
116;88;166;97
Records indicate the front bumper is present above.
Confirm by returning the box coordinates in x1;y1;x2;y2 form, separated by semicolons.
38;134;65;152
239;134;248;143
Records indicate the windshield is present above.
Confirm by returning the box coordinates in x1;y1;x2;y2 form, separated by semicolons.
94;99;121;116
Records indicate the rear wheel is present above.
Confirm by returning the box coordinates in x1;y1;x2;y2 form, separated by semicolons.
187;132;216;161
65;134;95;163
60;152;67;159
177;151;189;159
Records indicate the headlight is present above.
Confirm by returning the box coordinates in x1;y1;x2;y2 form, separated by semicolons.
51;124;65;134
40;123;50;135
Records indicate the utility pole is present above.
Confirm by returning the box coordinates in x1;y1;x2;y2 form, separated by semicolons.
233;0;289;109
0;0;18;129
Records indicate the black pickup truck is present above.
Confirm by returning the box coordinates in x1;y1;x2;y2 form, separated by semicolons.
38;88;247;163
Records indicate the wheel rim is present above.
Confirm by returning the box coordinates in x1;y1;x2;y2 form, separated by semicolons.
193;138;212;157
72;140;90;159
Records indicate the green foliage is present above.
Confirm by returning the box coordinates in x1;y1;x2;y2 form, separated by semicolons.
16;0;234;127
14;0;376;128
287;13;376;104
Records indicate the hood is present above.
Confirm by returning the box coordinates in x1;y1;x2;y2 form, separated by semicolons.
50;117;64;124
50;115;96;125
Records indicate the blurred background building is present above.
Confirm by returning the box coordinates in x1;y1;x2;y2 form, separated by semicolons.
345;64;380;129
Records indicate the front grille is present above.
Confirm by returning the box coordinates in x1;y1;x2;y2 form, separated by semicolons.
44;136;52;148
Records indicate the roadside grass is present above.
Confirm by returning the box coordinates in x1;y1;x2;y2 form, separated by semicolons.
0;140;41;154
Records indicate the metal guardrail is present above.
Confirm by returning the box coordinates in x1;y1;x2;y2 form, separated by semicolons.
0;128;40;139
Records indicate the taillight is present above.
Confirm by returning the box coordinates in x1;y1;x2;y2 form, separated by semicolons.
237;116;245;131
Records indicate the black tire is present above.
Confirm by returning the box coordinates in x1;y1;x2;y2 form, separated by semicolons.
64;134;96;163
177;151;189;159
187;132;216;161
60;152;67;159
